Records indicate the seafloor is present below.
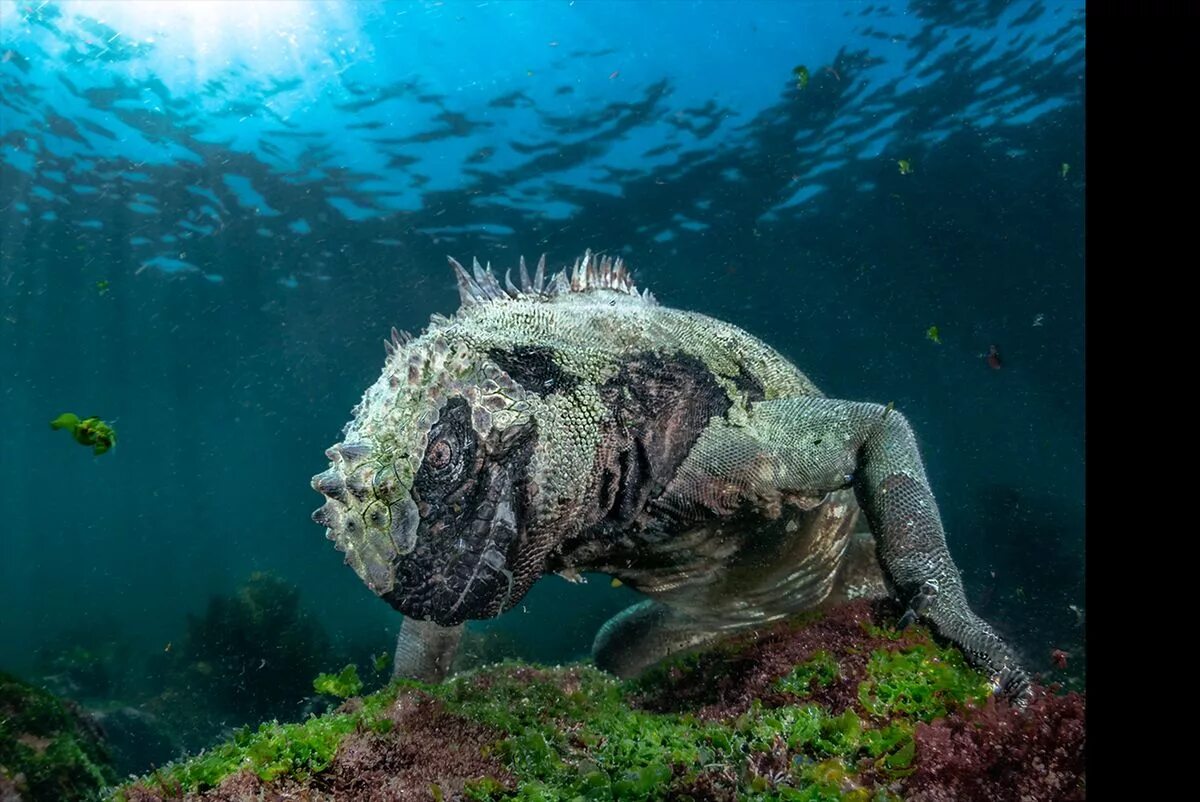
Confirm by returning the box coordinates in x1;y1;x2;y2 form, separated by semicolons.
2;599;1084;801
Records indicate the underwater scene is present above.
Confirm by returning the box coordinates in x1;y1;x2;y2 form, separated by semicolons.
0;0;1085;800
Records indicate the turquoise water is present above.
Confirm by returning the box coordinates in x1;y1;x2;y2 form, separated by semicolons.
0;0;1084;776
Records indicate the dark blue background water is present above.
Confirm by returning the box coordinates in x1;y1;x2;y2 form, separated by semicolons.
0;0;1084;723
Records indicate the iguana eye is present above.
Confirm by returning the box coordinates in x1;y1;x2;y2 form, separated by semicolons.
427;439;453;470
412;398;477;498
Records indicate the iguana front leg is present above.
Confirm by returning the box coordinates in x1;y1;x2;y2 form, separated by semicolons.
392;617;464;683
739;396;1030;702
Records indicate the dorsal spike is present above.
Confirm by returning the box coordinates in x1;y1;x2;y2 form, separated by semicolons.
448;256;483;306
583;250;595;285
471;258;503;300
552;270;570;295
571;253;585;291
534;254;546;292
518;256;532;292
504;268;520;297
485;265;505;299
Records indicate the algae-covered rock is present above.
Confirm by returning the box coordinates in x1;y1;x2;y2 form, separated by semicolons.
112;692;513;802
0;672;116;802
111;600;1085;801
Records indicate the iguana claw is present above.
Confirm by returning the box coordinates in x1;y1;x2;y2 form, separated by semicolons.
898;579;939;629
991;665;1033;708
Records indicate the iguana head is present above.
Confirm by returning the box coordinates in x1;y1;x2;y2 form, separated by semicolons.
312;252;650;625
310;319;539;627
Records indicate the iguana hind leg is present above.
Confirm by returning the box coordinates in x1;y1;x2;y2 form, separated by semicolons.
592;600;727;678
592;533;888;680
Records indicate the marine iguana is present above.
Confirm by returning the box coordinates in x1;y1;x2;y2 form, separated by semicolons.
312;251;1030;702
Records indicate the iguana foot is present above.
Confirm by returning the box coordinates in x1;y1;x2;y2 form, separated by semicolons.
991;664;1033;708
894;579;1030;706
925;603;1033;708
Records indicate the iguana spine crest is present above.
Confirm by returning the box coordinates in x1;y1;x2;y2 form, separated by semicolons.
449;250;657;310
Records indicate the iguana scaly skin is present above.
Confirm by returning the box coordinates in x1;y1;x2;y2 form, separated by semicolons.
312;252;1030;703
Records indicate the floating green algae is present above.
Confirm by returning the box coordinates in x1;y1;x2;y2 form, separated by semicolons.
312;663;363;700
49;413;116;456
